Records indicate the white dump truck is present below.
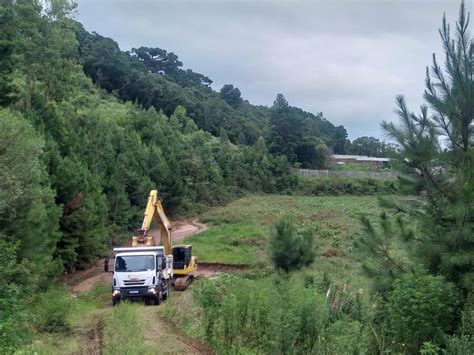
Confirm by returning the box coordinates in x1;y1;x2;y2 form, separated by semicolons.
111;246;173;306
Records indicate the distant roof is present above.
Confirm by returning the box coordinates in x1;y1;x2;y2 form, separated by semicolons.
331;154;390;162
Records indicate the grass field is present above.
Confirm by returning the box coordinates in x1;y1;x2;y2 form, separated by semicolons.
184;194;383;285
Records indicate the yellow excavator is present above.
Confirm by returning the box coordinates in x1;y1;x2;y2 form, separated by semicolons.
132;190;197;291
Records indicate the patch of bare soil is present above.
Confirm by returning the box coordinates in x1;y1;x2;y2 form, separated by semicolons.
172;218;208;241
196;262;247;279
60;259;112;294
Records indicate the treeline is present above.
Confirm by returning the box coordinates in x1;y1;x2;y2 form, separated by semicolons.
73;22;350;159
345;136;396;158
0;1;297;350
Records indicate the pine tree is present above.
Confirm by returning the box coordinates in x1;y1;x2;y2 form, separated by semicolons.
269;216;316;273
361;2;473;295
267;94;300;162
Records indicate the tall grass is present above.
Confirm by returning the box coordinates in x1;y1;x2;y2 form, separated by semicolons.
169;275;375;354
102;303;151;354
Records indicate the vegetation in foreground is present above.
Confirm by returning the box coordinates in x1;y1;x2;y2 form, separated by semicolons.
20;284;110;354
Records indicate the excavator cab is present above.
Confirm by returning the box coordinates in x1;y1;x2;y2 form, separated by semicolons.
172;245;197;290
172;245;193;270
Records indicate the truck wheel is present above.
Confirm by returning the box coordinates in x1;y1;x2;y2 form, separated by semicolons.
154;292;162;306
145;299;154;306
113;299;119;307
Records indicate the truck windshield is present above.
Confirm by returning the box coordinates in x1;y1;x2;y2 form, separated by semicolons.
115;255;155;272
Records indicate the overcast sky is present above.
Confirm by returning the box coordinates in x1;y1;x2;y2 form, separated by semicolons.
74;0;470;139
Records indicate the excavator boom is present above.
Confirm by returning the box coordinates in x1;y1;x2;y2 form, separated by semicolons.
133;190;172;256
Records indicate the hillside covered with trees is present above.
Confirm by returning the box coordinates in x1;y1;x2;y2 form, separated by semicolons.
74;22;349;156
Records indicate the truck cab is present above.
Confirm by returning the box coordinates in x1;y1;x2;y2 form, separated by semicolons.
111;246;172;306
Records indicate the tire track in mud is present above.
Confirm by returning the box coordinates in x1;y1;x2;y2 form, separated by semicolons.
81;318;104;355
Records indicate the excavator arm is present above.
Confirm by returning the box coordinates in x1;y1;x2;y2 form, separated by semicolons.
131;189;197;291
132;190;172;255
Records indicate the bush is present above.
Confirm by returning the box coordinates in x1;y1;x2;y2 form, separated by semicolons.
192;275;377;354
32;287;74;333
386;273;459;351
323;318;372;354
269;216;315;272
295;176;395;196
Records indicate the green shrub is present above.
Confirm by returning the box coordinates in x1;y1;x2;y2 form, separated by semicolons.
32;287;74;333
323;318;372;354
387;273;459;351
295;176;395;196
445;335;474;355
194;275;337;354
160;290;205;341
269;216;315;273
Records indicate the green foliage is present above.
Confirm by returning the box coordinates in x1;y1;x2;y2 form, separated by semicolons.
76;24;347;151
296;176;395;196
322;318;372;354
355;212;413;295
0;0;298;275
380;2;474;295
220;84;242;107
386;273;459;352
185;194;381;279
419;341;441;355
32;287;74;333
269;216;315;272
179;275;376;354
0;240;30;353
0;109;61;278
356;5;473;352
0;2;304;349
445;336;474;355
346;136;396;157
267;93;333;168
194;276;331;354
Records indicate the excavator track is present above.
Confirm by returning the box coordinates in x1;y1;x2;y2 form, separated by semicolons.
174;275;193;291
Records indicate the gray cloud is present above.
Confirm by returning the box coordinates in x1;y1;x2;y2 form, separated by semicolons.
75;0;468;139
